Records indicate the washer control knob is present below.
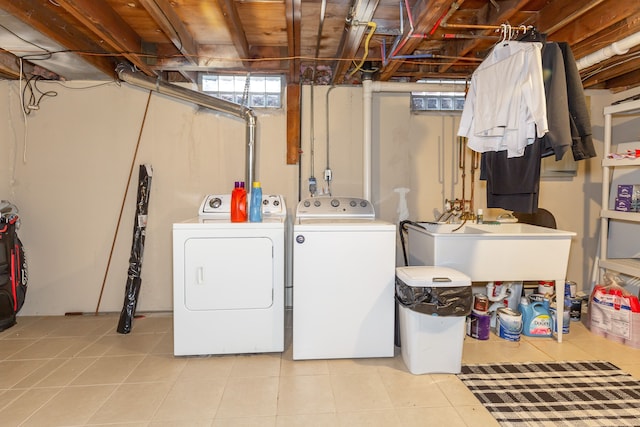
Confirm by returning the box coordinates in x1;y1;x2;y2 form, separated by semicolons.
209;197;222;209
349;200;357;207
314;200;321;207
360;200;368;208
295;235;305;244
331;199;340;208
303;200;311;207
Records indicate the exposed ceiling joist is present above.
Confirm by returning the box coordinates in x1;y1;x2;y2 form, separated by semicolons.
0;0;638;91
55;0;155;76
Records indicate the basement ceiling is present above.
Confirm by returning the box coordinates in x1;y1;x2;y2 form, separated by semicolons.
0;0;639;92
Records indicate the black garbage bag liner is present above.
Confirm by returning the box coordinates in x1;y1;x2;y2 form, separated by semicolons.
395;276;472;317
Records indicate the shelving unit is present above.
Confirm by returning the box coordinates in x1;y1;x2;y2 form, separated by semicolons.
598;98;640;282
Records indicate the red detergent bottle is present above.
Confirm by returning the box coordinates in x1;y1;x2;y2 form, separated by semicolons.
231;181;247;222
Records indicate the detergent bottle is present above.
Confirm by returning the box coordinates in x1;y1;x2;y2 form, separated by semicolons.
519;296;553;337
249;181;263;222
231;181;247;222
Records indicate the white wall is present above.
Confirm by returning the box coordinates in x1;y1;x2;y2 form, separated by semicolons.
2;80;296;315
2;79;638;315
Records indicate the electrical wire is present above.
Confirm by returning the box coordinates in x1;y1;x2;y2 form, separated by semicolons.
21;75;58;115
348;21;377;77
19;59;28;164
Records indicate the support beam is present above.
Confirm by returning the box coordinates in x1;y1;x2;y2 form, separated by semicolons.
55;0;156;75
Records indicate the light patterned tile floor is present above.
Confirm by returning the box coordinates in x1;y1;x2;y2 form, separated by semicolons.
0;310;638;426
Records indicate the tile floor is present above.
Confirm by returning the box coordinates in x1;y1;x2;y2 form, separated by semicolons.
1;310;639;427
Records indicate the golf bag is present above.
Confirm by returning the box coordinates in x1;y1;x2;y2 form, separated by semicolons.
0;201;27;332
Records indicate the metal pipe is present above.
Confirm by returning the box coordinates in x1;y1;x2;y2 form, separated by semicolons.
115;64;257;188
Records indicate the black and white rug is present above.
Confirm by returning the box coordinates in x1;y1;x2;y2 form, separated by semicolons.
458;361;640;426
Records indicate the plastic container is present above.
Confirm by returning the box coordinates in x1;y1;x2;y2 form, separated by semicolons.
395;266;472;374
249;181;263;222
231;181;247;222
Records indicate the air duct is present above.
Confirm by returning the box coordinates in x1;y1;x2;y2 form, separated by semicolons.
115;64;257;188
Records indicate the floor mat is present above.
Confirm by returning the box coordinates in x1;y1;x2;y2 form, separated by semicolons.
457;360;640;426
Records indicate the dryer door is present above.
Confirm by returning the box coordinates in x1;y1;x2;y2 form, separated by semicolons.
183;237;274;310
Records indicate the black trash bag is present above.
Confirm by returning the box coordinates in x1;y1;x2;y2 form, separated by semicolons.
117;164;153;334
395;276;472;317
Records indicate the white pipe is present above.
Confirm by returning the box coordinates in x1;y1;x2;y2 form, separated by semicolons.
362;80;434;200
576;31;640;70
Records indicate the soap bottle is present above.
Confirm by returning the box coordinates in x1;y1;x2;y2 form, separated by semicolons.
476;208;484;224
249;181;263;222
231;181;247;222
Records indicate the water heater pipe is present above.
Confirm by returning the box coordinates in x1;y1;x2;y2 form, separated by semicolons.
576;31;640;70
115;64;257;188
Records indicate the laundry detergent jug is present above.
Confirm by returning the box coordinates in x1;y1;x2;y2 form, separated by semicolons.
519;296;552;337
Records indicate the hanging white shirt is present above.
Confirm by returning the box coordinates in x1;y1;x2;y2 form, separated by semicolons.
458;41;548;158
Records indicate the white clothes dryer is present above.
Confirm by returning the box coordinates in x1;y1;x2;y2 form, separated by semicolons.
173;194;286;356
292;196;396;360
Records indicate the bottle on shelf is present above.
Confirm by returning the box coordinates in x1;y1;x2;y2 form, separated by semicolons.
231;181;247;222
249;181;263;222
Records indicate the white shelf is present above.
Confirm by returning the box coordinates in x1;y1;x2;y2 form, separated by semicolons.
598;99;640;285
602;158;640;167
601;210;640;221
604;98;640;116
599;259;640;279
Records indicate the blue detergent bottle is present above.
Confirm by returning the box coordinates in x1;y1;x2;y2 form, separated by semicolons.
519;296;552;337
249;181;263;222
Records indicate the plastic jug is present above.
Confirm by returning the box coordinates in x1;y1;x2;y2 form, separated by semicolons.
249;181;263;222
231;181;247;222
519;297;552;337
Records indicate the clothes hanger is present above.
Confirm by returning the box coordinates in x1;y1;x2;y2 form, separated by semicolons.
516;26;547;43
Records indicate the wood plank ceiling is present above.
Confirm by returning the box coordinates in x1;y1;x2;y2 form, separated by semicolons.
0;0;639;92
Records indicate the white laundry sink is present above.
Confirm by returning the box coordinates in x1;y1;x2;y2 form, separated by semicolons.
406;222;576;282
405;221;576;343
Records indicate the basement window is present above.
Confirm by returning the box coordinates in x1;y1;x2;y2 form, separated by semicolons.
410;79;467;112
201;74;283;109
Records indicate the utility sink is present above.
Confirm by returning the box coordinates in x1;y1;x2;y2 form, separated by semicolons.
405;221;576;343
406;222;576;282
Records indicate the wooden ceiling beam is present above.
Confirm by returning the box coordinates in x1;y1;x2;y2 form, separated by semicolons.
572;12;640;59
138;0;199;66
380;0;456;80
537;0;607;36
437;0;532;74
215;0;252;67
0;0;117;79
547;1;640;46
285;0;302;83
331;0;380;84
54;0;156;75
0;49;25;78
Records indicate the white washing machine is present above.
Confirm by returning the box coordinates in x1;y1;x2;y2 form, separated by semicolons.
173;194;286;356
292;196;396;360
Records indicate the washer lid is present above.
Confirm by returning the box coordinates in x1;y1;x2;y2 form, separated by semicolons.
395;266;471;287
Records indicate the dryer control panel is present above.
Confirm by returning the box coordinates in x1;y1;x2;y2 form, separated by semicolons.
199;194;286;218
295;196;375;219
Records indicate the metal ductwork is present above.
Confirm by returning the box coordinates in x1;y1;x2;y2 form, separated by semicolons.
115;64;257;188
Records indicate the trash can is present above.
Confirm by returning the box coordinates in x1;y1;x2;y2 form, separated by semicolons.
395;266;472;374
